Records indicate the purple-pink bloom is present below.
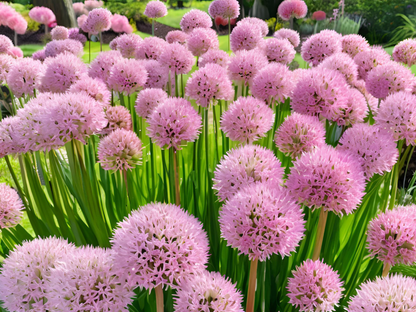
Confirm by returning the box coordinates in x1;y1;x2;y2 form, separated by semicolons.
100;106;132;136
88;50;123;85
342;34;370;58
50;26;68;40
77;14;88;29
82;8;112;35
259;38;295;64
0;116;24;156
68;76;111;107
84;0;104;11
111;14;133;34
73;2;88;16
0;54;15;84
0;34;13;54
7;47;23;59
353;46;391;81
107;58;148;95
180;9;212;34
135;88;168;118
44;38;84;58
110;33;142;58
237;17;268;37
318;52;358;85
0;183;23;229
68;28;87;44
228;49;268;86
141;59;169;89
278;0;308;20
135;37;167;61
230;23;262;52
166;30;188;45
301;30;342;66
159;42;195;74
29;6;55;25
274;28;300;47
393;38;416;67
199;49;230;68
331;87;369;126
187;28;219;57
208;0;240;20
6;58;43;97
144;1;168;18
7;13;27;35
32;49;46;62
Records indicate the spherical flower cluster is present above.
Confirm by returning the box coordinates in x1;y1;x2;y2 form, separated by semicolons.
0;54;15;84
175;271;244;312
0;116;23;156
44;38;84;58
135;37;167;61
228;49;268;86
353;46;391;81
84;0;104;11
50;26;68;40
107;58;148;95
29;6;55;25
111;202;209;289
111;14;133;34
275;113;325;159
208;0;240;19
347;275;416;312
262;38;296;65
82;8;112;35
301;30;342;66
318;52;358;84
144;1;168;18
230;24;263;53
73;2;88;16
393;38;416;67
6;58;43;97
199;49;230;68
180;9;213;34
0;237;75;312
220;183;305;261
341;34;370;58
4;9;27;35
0;183;23;229
32;49;46;62
187;28;219;57
220;96;274;144
100;106;132;136
77;14;88;29
278;0;308;21
69;76;111;107
287;260;343;312
110;33;142;59
273;28;300;47
159;42;195;74
147;98;202;150
166;30;188;45
331;87;369;126
88;50;123;84
68;28;87;44
141;59;169;89
185;63;234;107
213;145;284;201
312;10;326;21
7;47;23;59
135;88;168;118
237;17;268;37
0;35;13;54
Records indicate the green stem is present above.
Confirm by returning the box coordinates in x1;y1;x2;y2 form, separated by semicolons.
161;149;169;203
181;74;185;98
99;31;102;52
152;19;155;37
312;208;328;261
5;155;28;209
175;73;179;97
212;105;220;164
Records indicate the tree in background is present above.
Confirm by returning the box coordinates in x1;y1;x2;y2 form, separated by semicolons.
33;0;76;28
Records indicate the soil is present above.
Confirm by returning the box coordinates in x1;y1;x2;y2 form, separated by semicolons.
136;20;179;39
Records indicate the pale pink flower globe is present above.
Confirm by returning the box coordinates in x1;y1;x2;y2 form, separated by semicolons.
0;34;13;54
286;145;366;215
318;52;358;85
142;59;169;89
135;88;168;118
159;42;195;74
180;9;213;34
275;112;325;159
88;50;123;84
353;46;391;81
0;237;76;312
228;49;268;86
199;49;230;68
111;202;209;290
44;38;84;58
259;38;295;64
274;28;300;47
166;30;188;45
84;0;104;11
393;38;416;67
175;271;244;312
7;13;28;35
111;14;133;34
101;106;132;136
6;58;43;97
98;129;142;172
135;36;167;61
185;63;234;107
68;28;87;44
110;33;142;58
32;49;46;62
147;97;202;150
347;275;416;312
0;116;23;156
29;6;55;25
287;259;343;312
208;0;240;20
278;0;308;21
0;54;15;84
220;183;305;261
69;76;111;107
50;26;68;40
187;28;219;57
230;23;263;53
7;47;24;59
342;34;370;58
77;14;88;29
301;30;342;66
82;8;112;35
107;58;148;95
144;1;168;18
213;144;284;201
0;183;23;229
237;17;268;37
73;2;87;16
331;87;369;126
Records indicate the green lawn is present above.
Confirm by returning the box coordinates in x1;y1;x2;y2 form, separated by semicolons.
157;1;211;29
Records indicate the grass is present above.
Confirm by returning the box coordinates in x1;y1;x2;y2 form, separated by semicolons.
157;1;211;29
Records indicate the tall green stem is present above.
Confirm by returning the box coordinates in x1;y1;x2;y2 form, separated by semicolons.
312;208;328;261
173;149;180;206
246;258;258;312
152;19;155;36
228;18;231;51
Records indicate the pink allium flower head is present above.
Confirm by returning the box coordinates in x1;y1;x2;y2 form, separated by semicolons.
69;76;111;107
84;0;104;11
135;36;167;61
147;97;202;150
353;46;391;81
0;34;13;54
111;202;209;290
215;15;229;27
185;63;234;107
73;2;88;16
142;59;169;89
228;49;268;86
0;183;23;229
88;50;123;84
166;30;188;45
50;26;68;40
312;10;326;21
44;38;84;58
180;9;213;34
330;87;369;126
259;37;296;64
366;61;414;99
220;183;305;261
144;1;168;19
32;49;46;62
342;34;370;58
274;28;300;48
275;112;325;159
230;23;262;53
68;27;87;44
77;14;88;29
7;47;23;59
287;259;343;312
199;49;230;68
46;246;134;311
82;8;112;35
159;42;195;74
301;30;342;66
220;96;274;144
278;0;308;21
110;33;142;58
135;88;168;118
0;54;15;84
237;17;268;37
111;14;133;34
187;28;219;57
29;6;55;25
208;0;240;20
393;38;416;67
6;58;43;97
287;145;365;215
40;52;87;93
0;237;76;312
100;106;132;135
213;144;284;201
0;116;24;156
98;129;142;171
318;52;358;85
175;271;244;312
107;58;148;95
7;13;28;35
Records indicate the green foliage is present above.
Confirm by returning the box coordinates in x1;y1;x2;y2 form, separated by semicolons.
313;16;362;35
302;0;339;15
105;1;149;22
387;14;416;47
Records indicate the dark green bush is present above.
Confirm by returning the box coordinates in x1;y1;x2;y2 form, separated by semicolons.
105;1;149;22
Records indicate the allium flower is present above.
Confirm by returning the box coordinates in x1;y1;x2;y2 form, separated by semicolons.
111;14;133;34
180;9;213;34
32;49;46;62
318;52;358;84
0;183;23;229
0;116;24;156
144;1;168;18
259;38;296;64
199;49;230;68
147;97;202;150
208;0;240;20
185;63;234;107
353;79;378;115
273;28;300;47
84;0;104;11
40;52;87;93
331;87;369;126
46;246;134;312
228;49;268;86
110;33;142;58
0;237;76;312
213;144;284;201
7;13;28;35
353;46;391;81
50;26;68;40
342;34;370;58
44;38;84;58
159;42;195;74
69;76;111;107
0;34;13;54
230;24;263;52
107;58;148;95
77;14;88;29
88;50;123;84
347;275;416;312
275;112;325;159
101;106;132;135
73;2;87;16
278;0;308;21
111;202;209;290
286;145;365;215
6;58;43;97
29;6;55;25
0;54;15;83
142;59;169;89
135;88;168;118
166;30;188;45
287;260;343;312
7;47;23;59
301;30;342;66
187;28;219;57
68;28;87;44
237;17;268;37
175;271;244;312
82;8;112;35
135;37;167;61
393;38;416;67
312;10;326;21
